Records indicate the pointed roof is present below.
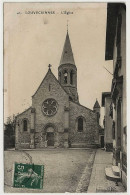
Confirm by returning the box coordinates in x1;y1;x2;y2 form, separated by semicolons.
60;31;75;66
93;99;100;108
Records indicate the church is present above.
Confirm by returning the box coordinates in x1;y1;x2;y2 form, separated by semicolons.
15;30;101;149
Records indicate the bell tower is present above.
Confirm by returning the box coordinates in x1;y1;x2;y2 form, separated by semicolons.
58;31;79;102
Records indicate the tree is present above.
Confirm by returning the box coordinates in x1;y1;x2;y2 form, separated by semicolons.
4;115;16;149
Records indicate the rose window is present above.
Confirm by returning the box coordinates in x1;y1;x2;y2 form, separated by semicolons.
42;98;58;116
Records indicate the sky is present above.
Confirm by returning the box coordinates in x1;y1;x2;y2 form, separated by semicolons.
4;2;113;125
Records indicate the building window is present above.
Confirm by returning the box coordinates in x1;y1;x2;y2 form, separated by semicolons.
69;96;73;101
49;84;51;91
78;117;83;132
70;70;73;85
64;70;68;84
23;119;28;131
59;72;61;83
112;121;115;139
42;98;58;116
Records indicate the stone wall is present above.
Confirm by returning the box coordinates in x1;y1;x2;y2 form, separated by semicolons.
15;107;31;149
69;101;100;145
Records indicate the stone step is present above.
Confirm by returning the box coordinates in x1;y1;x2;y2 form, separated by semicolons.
112;166;120;176
71;143;99;148
105;167;121;182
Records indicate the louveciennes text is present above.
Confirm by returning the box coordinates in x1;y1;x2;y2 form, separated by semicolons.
25;11;73;15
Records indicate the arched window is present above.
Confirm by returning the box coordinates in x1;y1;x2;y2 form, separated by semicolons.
78;117;83;132
64;70;68;84
23;119;28;131
70;70;73;85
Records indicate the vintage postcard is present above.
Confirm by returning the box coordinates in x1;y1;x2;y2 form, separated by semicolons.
4;2;126;193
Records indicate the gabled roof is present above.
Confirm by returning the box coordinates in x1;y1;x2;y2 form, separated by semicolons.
16;107;32;118
69;99;93;113
17;68;70;117
93;99;100;108
32;68;69;98
60;31;75;66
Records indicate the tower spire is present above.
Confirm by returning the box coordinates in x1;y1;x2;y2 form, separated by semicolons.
58;28;78;103
59;29;75;66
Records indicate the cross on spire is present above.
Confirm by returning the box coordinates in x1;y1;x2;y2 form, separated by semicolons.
67;20;69;32
48;64;52;69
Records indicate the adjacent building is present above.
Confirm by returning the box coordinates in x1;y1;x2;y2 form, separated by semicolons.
105;3;126;189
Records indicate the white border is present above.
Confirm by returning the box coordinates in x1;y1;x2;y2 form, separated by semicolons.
0;1;129;195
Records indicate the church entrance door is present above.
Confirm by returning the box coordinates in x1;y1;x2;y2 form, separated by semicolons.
101;136;104;148
47;132;54;146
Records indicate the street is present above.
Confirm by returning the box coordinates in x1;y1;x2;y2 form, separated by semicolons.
4;148;95;193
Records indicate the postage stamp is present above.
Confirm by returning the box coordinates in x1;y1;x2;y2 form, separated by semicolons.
13;163;44;189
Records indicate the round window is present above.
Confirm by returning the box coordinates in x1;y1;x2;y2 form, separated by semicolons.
42;98;58;116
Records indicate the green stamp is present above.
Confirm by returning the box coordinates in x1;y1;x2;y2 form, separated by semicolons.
13;163;44;189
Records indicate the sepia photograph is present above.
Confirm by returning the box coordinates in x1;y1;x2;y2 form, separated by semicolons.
3;2;126;193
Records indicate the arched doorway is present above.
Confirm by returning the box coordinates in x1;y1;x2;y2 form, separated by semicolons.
46;132;54;146
45;125;55;147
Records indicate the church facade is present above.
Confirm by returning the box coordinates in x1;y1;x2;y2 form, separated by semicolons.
15;31;101;149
